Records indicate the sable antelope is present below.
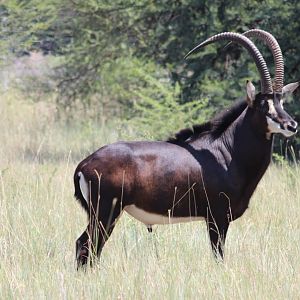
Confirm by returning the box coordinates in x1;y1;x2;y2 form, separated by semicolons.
74;30;299;267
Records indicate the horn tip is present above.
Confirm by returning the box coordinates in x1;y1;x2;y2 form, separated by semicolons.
184;52;190;60
184;42;206;59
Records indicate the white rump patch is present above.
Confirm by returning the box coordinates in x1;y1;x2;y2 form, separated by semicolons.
78;172;89;205
124;204;203;225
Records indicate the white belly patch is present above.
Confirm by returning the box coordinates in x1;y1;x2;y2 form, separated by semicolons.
124;204;203;225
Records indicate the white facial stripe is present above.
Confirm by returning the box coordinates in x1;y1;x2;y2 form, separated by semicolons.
266;117;294;137
280;100;284;109
78;172;89;205
124;204;204;225
267;100;277;115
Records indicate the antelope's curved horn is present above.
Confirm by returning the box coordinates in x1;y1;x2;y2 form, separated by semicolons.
243;29;283;93
185;32;273;94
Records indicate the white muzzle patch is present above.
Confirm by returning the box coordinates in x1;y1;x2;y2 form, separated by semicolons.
266;117;294;137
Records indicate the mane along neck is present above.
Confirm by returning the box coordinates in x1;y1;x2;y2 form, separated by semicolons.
167;100;248;144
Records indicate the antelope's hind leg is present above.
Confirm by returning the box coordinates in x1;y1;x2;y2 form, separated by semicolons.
76;197;122;269
76;229;89;268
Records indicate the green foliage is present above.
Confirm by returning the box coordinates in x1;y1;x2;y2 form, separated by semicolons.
272;153;287;166
0;0;64;59
95;57;211;140
2;0;300;98
121;60;211;140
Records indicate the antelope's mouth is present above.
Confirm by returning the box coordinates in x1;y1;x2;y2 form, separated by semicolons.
267;116;298;137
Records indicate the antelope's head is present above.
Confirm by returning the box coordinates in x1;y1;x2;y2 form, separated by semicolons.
246;81;298;138
243;29;298;138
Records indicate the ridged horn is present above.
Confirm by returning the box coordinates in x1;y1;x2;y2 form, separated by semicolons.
185;32;273;94
242;29;283;93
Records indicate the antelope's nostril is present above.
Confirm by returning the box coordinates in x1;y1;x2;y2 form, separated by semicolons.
291;120;298;129
287;121;298;133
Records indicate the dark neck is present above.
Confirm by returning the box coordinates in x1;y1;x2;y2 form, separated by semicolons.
225;107;273;177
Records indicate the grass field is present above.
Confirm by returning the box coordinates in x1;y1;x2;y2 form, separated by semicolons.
1;92;300;299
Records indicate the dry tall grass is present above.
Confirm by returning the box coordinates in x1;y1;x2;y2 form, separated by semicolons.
0;91;299;299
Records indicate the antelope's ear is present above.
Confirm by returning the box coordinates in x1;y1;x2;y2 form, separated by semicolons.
282;82;299;102
246;80;256;106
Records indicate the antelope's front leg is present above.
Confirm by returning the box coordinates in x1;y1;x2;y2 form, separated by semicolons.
206;213;229;260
